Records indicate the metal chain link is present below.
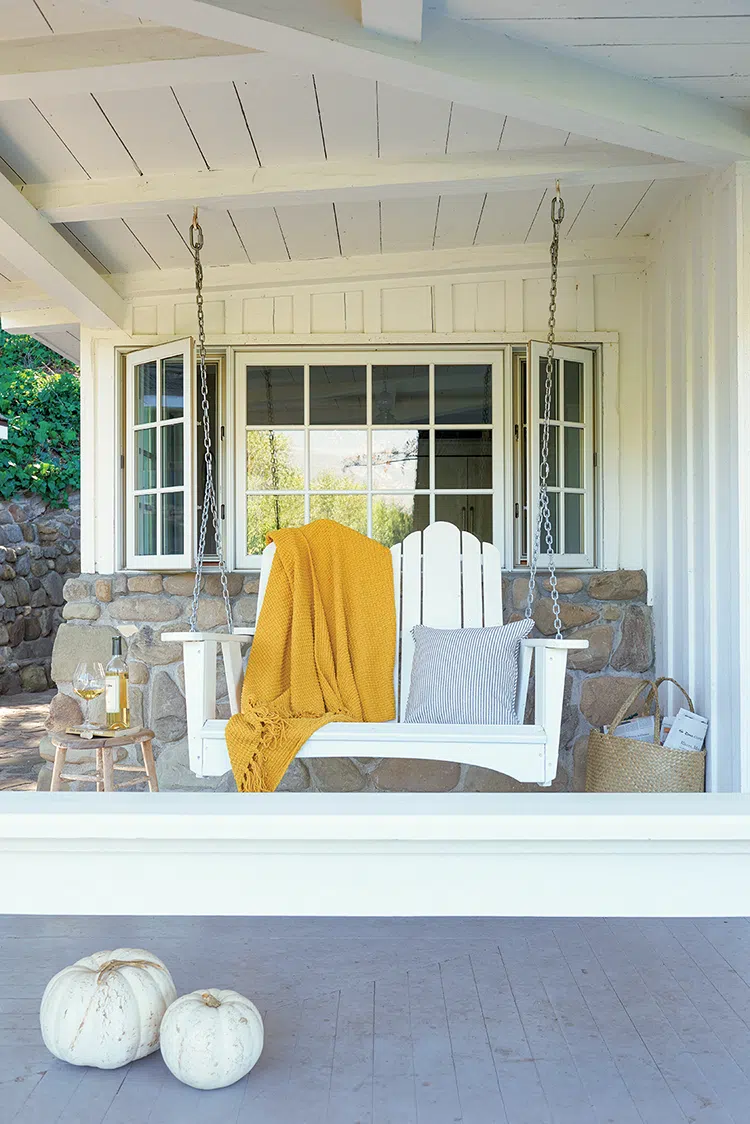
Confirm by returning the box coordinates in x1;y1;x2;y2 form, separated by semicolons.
189;210;233;634
525;187;565;640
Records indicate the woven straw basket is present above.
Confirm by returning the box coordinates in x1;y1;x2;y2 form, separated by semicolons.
585;676;706;793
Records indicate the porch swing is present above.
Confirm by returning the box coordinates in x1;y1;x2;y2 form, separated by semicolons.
166;190;587;783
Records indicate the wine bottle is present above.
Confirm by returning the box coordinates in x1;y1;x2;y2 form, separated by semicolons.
105;636;130;730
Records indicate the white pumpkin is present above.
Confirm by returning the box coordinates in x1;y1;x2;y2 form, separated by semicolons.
160;988;264;1090
40;947;177;1069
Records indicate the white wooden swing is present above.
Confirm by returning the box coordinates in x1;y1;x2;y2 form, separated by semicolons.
166;195;587;786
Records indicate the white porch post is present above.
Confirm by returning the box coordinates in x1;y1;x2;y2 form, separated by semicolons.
736;163;750;791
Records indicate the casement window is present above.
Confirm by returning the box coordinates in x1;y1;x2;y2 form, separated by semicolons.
513;342;596;568
125;340;194;569
122;343;598;571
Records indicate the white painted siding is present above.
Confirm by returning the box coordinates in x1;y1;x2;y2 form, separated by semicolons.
646;168;750;793
83;244;649;599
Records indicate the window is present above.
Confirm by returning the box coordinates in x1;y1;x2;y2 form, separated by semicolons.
514;342;596;568
122;342;599;572
125;340;194;569
235;351;501;567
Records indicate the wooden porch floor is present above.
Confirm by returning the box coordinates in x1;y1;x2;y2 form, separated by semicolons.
3;915;750;1123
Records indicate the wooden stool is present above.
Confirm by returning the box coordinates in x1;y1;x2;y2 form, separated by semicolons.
48;729;159;793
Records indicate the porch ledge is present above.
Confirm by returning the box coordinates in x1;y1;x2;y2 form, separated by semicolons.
2;793;750;917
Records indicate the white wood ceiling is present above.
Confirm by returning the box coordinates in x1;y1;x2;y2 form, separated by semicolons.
0;0;730;290
0;68;684;272
433;0;750;108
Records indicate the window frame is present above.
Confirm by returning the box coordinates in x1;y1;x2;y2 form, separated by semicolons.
118;340;609;574
124;338;195;571
514;341;597;569
233;348;505;569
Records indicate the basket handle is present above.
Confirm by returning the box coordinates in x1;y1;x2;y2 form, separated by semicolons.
654;676;695;714
607;679;660;740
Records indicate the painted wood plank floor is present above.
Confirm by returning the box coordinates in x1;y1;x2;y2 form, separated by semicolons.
2;917;750;1124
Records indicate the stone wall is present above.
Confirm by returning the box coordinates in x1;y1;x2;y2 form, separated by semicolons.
49;566;653;792
0;491;80;695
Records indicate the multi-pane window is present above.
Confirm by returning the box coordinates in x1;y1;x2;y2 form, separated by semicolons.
514;342;595;568
125;340;193;569
123;342;597;572
235;351;499;564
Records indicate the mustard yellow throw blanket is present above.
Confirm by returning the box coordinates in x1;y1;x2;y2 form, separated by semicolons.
226;519;396;792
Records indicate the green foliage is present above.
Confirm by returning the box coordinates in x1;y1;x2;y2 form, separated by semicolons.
0;330;79;506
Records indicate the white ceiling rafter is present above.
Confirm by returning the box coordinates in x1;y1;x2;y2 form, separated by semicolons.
361;0;423;43
95;0;750;164
0;170;124;328
22;148;702;224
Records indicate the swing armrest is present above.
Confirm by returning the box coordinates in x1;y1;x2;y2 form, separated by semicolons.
520;639;588;649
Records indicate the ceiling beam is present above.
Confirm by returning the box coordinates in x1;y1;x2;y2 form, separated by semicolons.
106;235;651;302
0;173;124;329
98;0;750;164
361;0;422;43
23;149;702;224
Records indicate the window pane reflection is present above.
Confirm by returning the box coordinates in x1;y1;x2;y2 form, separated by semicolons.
246;366;304;426
162;492;184;555
435;365;492;423
310;365;366;425
246;494;305;555
372;494;428;547
161;357;184;420
435;430;492;490
564;492;583;555
564;426;583;489
135;362;157;425
161;424;184;489
372;365;428;424
564;361;583;422
246;431;304;491
310;431;367;491
435;494;493;542
310;494;367;534
371;430;428;490
135;494;156;556
136;428;156;491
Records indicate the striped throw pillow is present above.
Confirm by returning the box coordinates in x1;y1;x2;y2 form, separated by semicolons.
404;619;534;724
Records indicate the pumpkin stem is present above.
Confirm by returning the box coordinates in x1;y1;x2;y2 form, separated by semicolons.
201;992;222;1008
96;958;165;985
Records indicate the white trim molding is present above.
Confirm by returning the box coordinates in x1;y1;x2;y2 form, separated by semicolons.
3;793;750;917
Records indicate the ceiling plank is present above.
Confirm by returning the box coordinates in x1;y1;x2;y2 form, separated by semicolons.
0;171;124;327
23;148;704;223
0;30;259;101
361;0;423;43
95;0;750;163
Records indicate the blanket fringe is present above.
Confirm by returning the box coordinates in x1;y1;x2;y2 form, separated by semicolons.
227;700;291;792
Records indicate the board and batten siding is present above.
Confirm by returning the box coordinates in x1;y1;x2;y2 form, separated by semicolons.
79;250;649;594
647;166;750;793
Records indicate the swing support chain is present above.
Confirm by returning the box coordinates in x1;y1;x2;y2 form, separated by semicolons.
189;209;233;634
525;186;565;642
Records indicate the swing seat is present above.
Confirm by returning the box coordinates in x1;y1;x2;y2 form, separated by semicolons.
166;523;586;784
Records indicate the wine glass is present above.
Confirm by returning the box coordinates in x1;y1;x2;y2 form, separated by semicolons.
72;661;106;731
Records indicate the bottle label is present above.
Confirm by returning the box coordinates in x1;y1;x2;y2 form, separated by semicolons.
105;676;120;712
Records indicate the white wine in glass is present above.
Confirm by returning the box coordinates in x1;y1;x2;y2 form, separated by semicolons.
72;661;106;730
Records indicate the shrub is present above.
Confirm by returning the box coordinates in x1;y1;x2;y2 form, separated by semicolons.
0;330;79;506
